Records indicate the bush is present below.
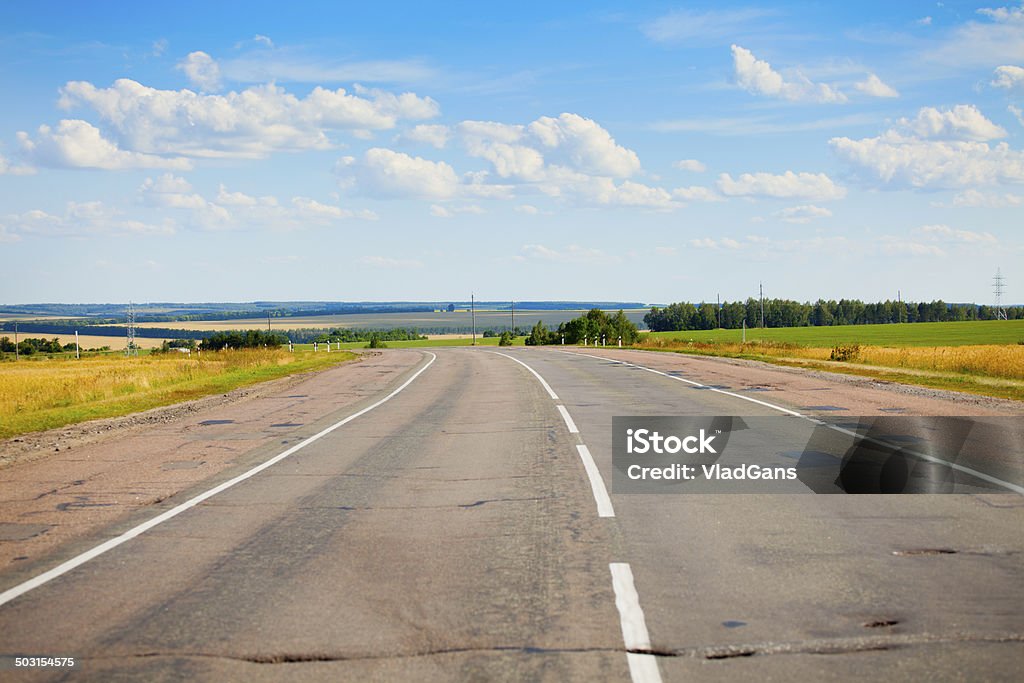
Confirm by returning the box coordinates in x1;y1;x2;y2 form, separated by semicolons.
498;331;514;346
366;334;387;349
830;343;862;362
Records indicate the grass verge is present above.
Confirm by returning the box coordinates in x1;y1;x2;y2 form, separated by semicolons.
0;348;357;439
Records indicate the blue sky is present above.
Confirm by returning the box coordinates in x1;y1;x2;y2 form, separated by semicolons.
1;1;1022;305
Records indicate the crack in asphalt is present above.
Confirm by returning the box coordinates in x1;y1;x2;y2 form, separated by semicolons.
76;632;1024;665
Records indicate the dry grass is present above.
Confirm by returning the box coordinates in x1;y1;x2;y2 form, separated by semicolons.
0;348;356;438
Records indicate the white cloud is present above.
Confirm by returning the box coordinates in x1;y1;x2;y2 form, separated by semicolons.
926;5;1024;68
731;45;847;103
687;237;743;250
3;201;175;238
18;119;192;170
1011;105;1024;126
398;124;450;149
917;16;933;26
515;204;539;214
0;153;34;175
176;51;222;91
895;105;1006;141
917;224;998;243
56;78;439;159
774;205;833;223
528;113;641;177
359;255;423;269
853;74;899;98
151;39;168;57
253;35;274;48
949;189;1023;207
654;246;677;256
673;159;707;172
717;170;846;200
429;204;484;218
338;148;460;200
831;106;1024;189
992;65;1024;91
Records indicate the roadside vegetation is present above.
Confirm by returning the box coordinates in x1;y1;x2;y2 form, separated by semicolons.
636;320;1024;401
0;348;357;439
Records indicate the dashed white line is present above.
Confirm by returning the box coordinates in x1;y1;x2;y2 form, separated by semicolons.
610;562;662;683
0;352;438;609
490;351;560;400
557;404;579;433
577;445;615;518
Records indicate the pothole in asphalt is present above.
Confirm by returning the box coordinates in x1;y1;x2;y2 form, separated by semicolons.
199;419;235;426
270;423;303;428
863;619;900;628
800;405;848;411
721;620;747;629
161;460;206;470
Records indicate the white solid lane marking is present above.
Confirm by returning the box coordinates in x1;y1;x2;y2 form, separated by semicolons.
577;445;615;518
610;562;662;683
557;404;579;433
490;351;559;400
564;350;1024;496
0;352;438;609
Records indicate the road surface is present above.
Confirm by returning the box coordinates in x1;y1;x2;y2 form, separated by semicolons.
1;348;1021;681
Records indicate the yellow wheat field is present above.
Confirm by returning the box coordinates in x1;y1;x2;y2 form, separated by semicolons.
0;349;295;423
636;339;1024;381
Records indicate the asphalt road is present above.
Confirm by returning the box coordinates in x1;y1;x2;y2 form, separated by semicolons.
1;348;1022;682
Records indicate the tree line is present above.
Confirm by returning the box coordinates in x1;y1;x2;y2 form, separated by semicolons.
524;309;641;346
644;298;1023;332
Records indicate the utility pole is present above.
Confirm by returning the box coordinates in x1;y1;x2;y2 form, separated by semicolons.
511;300;515;336
471;293;476;345
267;312;271;333
759;282;765;329
898;289;903;323
75;330;80;359
717;293;721;329
14;321;18;361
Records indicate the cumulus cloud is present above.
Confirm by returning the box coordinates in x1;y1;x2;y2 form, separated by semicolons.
137;174;374;230
830;105;1023;189
1011;105;1024;126
3;201;175;238
854;74;899;98
337;148;460;200
18;119;192;170
993;65;1024;91
717;170;846;200
673;159;707;172
398;124;450;148
895;104;1006;141
55;78;439;159
774;205;833;223
731;45;846;103
339;113;683;210
926;4;1024;68
176;51;222;91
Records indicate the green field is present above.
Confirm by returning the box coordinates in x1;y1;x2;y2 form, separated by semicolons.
647;319;1024;347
